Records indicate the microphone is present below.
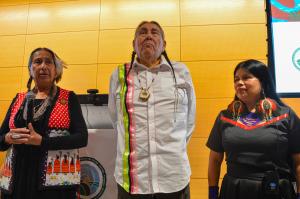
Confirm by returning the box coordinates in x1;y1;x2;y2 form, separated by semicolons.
26;92;35;126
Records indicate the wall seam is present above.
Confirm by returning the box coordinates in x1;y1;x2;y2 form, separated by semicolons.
20;2;30;92
96;0;102;92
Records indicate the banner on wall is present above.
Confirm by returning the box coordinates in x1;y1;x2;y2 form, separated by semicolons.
79;129;117;199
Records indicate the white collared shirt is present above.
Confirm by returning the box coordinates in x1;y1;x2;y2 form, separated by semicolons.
108;57;196;194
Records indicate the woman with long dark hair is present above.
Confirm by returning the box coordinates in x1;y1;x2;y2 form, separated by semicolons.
207;59;300;199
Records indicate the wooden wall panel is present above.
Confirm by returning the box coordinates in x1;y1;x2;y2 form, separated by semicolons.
24;31;99;65
193;98;231;138
181;24;267;61
0;0;28;6
28;0;100;34
190;179;207;199
0;67;23;100
0;4;28;35
97;64;117;94
188;61;236;98
0;101;11;123
164;27;181;61
58;64;98;94
98;29;134;64
0;152;6;170
0;35;26;67
282;98;300;115
100;0;180;29
29;0;76;4
181;0;265;25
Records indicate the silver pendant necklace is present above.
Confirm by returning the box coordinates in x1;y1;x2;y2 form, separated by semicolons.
136;69;158;102
139;87;150;101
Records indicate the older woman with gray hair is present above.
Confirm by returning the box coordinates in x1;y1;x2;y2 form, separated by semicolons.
0;47;88;199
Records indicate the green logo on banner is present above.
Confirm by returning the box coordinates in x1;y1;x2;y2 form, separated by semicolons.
292;48;300;71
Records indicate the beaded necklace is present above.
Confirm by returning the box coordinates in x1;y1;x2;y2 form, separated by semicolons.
239;112;261;126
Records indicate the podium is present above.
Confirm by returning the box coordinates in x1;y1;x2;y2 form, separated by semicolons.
79;102;117;199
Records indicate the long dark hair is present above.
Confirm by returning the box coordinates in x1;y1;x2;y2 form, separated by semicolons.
233;59;285;106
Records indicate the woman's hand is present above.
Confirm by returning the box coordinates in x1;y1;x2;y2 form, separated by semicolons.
5;128;30;145
5;124;42;146
25;123;42;146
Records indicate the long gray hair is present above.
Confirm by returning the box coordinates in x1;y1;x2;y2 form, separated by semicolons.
27;47;66;90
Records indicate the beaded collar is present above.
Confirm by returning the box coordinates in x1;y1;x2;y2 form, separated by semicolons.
239;112;261;126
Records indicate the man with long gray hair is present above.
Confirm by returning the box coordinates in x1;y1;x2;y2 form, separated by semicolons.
108;21;196;199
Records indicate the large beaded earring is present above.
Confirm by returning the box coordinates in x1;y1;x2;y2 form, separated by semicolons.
256;89;277;121
228;100;245;121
